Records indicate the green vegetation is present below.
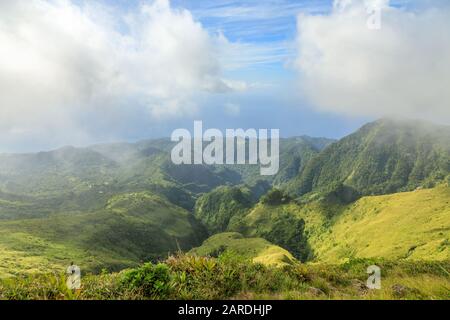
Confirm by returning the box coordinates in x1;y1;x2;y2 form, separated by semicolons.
260;189;292;205
287;119;450;198
1;254;448;300
0;192;207;277
229;186;450;264
215;136;334;186
121;263;172;298
0;119;449;300
194;186;253;234
311;186;450;263
231;202;320;261
190;232;297;267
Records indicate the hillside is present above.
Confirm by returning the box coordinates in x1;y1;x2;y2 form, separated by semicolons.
192;183;273;235
0;136;328;218
0;118;448;283
0;192;207;277
225;185;450;264
0;135;332;276
311;185;450;263
226;136;334;185
190;232;297;267
287;119;450;198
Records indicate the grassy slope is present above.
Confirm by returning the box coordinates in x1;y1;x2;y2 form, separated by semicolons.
312;186;450;263
230;200;333;262
231;186;450;263
0;192;207;277
190;232;297;267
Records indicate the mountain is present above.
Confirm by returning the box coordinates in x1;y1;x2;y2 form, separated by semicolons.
228;193;318;262
218;136;335;186
209;184;450;264
194;186;254;235
0;135;331;217
273;136;335;186
287;118;450;198
0;191;207;277
311;185;450;262
0;134;330;274
193;181;273;235
0;139;239;217
189;232;297;267
0;118;448;278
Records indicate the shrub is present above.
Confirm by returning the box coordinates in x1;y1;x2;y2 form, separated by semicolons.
261;189;291;206
121;263;172;298
259;214;310;261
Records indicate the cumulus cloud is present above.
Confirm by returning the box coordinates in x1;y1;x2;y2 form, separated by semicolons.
295;0;450;122
0;0;240;149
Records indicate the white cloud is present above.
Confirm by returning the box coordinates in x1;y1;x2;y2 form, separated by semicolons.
0;0;240;149
295;0;450;123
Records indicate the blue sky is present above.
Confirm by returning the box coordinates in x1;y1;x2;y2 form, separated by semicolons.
170;0;368;140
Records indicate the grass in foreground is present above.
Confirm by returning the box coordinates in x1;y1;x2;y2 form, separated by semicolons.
0;253;448;300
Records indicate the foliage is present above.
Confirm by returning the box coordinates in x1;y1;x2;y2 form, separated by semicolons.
121;263;172;298
189;232;297;267
259;214;310;262
194;186;253;234
0;191;208;276
287;119;450;197
0;119;449;299
260;189;291;206
1;255;448;300
311;185;450;262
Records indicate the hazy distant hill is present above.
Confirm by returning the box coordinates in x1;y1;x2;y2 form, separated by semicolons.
0;135;332;274
0;136;331;216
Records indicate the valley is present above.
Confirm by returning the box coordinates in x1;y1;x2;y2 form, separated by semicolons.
0;119;449;299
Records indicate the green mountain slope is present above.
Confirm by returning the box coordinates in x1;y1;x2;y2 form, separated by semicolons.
311;185;450;263
0;118;448;280
193;181;273;234
229;185;449;263
190;232;297;267
230;197;323;262
194;186;254;234
273;136;335;186
217;136;335;186
0;192;207;277
0;136;331;219
287;119;450;197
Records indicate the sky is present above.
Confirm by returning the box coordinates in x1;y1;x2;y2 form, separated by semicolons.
0;0;449;152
